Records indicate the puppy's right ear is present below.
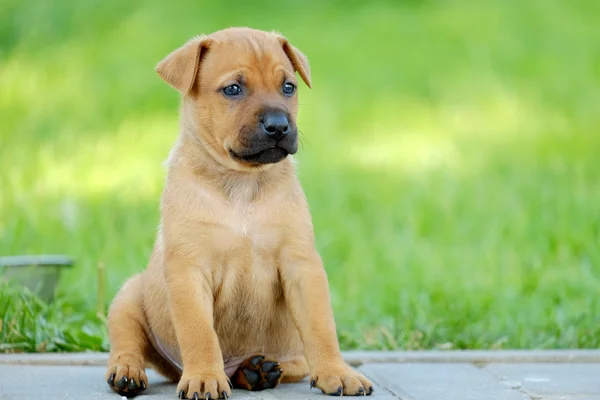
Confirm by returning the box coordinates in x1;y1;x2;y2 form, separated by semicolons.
156;36;212;94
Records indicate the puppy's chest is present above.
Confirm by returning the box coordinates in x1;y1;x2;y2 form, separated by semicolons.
209;204;286;321
207;200;283;251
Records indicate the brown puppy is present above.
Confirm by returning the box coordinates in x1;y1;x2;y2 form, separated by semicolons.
104;27;373;399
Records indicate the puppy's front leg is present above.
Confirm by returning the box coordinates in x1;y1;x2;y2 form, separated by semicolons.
166;253;231;400
280;249;373;396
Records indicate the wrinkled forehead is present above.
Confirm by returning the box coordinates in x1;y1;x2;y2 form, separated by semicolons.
200;35;296;86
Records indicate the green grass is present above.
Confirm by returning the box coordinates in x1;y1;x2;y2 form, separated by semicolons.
1;0;600;352
0;283;108;352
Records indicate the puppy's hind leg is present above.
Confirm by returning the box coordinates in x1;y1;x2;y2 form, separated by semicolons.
105;274;149;397
280;356;309;384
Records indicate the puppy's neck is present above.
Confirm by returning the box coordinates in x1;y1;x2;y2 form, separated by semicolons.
168;129;294;203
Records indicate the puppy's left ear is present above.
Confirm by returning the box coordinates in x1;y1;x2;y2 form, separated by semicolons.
156;36;212;94
277;37;312;89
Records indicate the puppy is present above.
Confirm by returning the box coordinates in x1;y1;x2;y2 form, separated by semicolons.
105;27;373;399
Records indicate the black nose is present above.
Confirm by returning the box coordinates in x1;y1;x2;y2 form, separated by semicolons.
260;111;290;139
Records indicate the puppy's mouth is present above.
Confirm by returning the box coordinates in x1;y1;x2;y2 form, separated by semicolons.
229;146;289;165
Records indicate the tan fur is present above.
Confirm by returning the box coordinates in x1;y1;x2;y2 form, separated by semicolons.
105;27;372;399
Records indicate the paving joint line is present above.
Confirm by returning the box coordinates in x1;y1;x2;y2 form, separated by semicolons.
360;370;408;400
477;361;540;400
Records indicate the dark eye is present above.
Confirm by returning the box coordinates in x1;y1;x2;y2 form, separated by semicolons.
222;84;242;97
282;82;296;96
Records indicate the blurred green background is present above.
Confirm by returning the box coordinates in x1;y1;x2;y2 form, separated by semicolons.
1;0;599;352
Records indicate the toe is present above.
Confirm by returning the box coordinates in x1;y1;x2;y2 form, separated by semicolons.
218;377;232;399
203;379;219;399
342;376;364;396
261;361;278;372
328;386;343;396
186;379;201;399
357;375;373;391
243;368;260;385
265;369;282;382
249;355;264;367
263;369;282;389
317;376;343;395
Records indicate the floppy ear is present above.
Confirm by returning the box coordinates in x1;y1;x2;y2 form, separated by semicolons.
277;37;312;89
156;36;212;94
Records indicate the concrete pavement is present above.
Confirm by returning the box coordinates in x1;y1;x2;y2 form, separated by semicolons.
0;351;598;399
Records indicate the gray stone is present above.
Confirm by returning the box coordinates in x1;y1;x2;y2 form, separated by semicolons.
359;363;528;400
2;356;600;399
0;365;388;400
0;351;109;366
485;363;600;397
541;398;600;400
343;350;600;366
3;350;600;367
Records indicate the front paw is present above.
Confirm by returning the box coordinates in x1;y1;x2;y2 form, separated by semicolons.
177;371;232;399
105;360;148;397
310;364;373;396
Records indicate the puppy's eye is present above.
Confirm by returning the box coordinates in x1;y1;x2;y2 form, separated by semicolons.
282;82;296;96
222;84;242;97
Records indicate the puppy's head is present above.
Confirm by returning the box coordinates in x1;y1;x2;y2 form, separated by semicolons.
156;28;311;171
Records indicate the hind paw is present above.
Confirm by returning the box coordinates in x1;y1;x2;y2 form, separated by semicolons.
231;355;283;391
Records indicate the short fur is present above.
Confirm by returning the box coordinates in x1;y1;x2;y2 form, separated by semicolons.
105;27;373;399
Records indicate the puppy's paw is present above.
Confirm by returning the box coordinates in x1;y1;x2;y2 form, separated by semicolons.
106;360;148;397
177;371;232;399
310;364;373;396
232;355;283;391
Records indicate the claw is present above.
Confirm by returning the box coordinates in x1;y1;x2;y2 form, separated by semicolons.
140;380;147;390
179;389;185;399
222;391;229;399
128;377;138;391
107;373;116;386
193;392;199;400
358;387;365;396
228;378;233;389
116;376;128;390
310;379;316;389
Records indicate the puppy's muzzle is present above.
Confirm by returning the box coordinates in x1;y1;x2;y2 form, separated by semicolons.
230;109;298;166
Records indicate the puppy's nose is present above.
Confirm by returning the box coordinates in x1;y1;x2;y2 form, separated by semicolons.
260;111;290;140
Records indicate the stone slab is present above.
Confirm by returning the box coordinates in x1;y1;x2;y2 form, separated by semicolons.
1;361;600;399
344;350;600;365
485;363;600;398
2;350;600;367
0;365;389;400
359;363;528;400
